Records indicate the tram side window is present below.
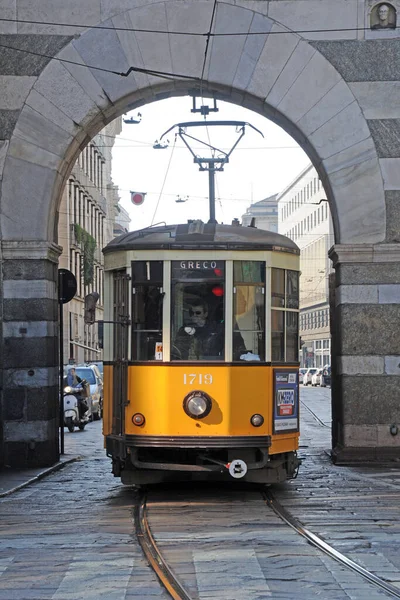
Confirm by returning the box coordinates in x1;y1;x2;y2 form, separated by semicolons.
271;268;299;362
271;309;284;361
286;312;299;362
233;261;265;361
286;270;299;361
131;261;163;361
271;268;285;308
286;270;299;309
171;260;225;361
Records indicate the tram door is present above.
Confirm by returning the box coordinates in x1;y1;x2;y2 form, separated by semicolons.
112;270;130;435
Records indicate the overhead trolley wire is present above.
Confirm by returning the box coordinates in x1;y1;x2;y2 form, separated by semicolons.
63;178;329;208
1;12;390;85
150;135;177;226
200;0;218;87
0;15;398;36
0;41;201;81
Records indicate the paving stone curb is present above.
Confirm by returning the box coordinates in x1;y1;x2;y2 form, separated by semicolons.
0;456;80;498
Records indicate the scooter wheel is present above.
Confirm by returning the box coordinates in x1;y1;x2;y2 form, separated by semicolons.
68;424;74;433
78;423;86;431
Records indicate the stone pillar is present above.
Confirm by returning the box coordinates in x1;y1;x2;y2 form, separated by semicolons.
0;241;62;468
329;244;400;463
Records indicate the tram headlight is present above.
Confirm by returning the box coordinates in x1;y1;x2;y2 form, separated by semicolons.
251;414;264;427
183;391;212;420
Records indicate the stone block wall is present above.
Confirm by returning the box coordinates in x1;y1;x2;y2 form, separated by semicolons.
330;245;400;462
1;242;61;468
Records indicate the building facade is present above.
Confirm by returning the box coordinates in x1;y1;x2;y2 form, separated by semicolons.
242;194;278;232
277;164;333;369
114;204;131;237
58;118;127;365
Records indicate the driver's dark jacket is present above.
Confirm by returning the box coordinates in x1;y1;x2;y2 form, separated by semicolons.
172;322;246;360
172;321;224;360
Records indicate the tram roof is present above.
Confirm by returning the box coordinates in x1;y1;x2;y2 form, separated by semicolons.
103;221;300;254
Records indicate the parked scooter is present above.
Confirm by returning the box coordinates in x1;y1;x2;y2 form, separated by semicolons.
63;380;90;432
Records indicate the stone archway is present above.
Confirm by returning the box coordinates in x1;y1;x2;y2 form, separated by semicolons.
0;1;398;467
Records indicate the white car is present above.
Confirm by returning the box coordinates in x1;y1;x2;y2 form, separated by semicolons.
311;368;323;386
299;368;307;384
303;368;318;386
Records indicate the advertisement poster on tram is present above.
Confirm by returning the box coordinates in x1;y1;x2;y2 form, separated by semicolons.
273;370;299;433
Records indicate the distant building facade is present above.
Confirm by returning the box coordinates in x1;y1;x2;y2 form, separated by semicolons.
277;164;333;369
242;194;278;232
114;204;131;237
58;118;128;365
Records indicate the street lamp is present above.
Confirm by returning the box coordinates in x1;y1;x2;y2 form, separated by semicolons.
123;112;142;125
153;139;169;149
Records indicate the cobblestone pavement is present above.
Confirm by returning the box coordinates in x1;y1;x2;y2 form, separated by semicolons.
0;421;170;599
0;387;399;599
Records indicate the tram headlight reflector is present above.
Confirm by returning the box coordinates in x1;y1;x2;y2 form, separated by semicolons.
183;391;212;420
251;414;264;427
188;396;207;416
132;413;145;426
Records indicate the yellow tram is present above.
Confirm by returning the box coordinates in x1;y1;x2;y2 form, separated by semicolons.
102;220;301;484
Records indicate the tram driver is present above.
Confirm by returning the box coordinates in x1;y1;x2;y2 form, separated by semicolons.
172;300;224;360
172;300;247;361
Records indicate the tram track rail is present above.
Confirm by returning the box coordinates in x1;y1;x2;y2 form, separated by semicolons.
133;493;193;600
134;486;400;600
264;489;400;599
300;398;330;428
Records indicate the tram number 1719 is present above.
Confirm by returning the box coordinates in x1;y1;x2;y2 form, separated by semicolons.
183;373;213;385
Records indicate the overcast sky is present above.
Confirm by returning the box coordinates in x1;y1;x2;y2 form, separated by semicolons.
111;96;311;231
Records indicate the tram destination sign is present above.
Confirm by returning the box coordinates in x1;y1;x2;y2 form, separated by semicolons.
172;260;224;279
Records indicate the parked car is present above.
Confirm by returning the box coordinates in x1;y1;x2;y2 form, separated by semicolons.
303;368;318;386
88;361;103;378
321;365;331;387
299;368;307;384
86;363;104;416
65;365;103;420
311;368;323;386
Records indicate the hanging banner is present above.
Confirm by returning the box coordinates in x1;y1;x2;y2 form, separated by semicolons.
130;191;146;205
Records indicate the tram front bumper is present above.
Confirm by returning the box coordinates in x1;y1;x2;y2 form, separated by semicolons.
106;433;272;473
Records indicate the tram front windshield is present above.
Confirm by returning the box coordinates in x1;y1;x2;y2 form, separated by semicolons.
171;261;225;361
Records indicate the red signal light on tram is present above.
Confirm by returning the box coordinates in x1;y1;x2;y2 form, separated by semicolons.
213;268;223;276
212;285;224;297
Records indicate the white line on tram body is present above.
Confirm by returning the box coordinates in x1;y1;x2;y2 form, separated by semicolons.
51;553;134;600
